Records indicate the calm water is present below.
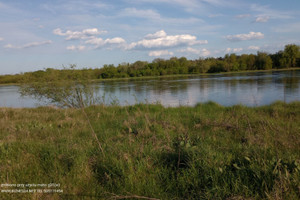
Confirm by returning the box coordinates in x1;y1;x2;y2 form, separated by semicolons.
0;70;299;108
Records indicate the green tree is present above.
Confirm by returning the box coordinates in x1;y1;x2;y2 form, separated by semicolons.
282;44;300;68
256;52;272;70
20;65;101;108
239;54;248;71
178;57;189;74
208;60;226;73
100;64;117;78
246;54;256;70
224;54;239;71
271;51;284;69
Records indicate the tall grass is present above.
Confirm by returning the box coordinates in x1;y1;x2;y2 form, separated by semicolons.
0;101;299;199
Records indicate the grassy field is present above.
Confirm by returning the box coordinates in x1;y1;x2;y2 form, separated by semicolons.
0;102;300;199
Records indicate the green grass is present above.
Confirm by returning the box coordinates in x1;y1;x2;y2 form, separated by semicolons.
0;102;300;199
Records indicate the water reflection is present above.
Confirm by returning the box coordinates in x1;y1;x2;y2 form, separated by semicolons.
0;85;43;107
95;70;300;106
0;70;299;107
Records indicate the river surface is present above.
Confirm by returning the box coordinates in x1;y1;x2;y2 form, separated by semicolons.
0;70;299;108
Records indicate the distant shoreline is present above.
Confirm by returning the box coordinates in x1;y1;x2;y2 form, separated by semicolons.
1;67;299;86
93;67;300;82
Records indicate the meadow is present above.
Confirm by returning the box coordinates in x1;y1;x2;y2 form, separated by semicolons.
0;101;299;199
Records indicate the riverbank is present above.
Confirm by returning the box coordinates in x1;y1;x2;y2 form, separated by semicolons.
93;67;300;83
1;67;300;86
0;102;299;199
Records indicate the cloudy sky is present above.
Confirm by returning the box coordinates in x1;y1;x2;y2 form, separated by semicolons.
0;0;300;74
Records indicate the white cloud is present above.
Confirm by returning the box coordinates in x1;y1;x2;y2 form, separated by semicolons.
53;27;126;50
0;37;3;41
66;45;86;51
225;48;243;53
225;48;231;53
178;47;211;56
85;38;104;46
248;46;260;50
85;37;126;49
255;16;269;23
145;30;167;39
201;48;211;57
53;28;107;40
105;37;126;44
4;40;52;49
226;32;264;42
179;47;201;54
233;48;243;53
149;50;173;57
128;30;207;50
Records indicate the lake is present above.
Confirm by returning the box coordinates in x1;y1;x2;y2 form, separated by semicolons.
0;70;299;108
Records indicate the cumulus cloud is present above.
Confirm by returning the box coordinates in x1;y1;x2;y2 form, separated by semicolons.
53;28;107;40
66;45;86;51
85;38;104;46
85;37;126;48
53;27;126;50
201;48;211;57
248;46;260;50
178;47;211;56
145;30;167;39
226;32;264;42
105;37;126;45
225;48;243;53
128;30;207;50
149;50;173;57
4;40;52;49
255;16;269;23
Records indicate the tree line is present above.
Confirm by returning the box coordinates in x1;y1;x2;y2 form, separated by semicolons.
0;44;299;84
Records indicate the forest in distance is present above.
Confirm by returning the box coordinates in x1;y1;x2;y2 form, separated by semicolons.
0;44;299;84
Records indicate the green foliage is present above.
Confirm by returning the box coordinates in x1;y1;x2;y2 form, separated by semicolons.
208;60;226;73
1;44;300;85
19;65;101;108
283;44;300;68
256;52;273;70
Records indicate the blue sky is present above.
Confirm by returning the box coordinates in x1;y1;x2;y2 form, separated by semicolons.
0;0;300;74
